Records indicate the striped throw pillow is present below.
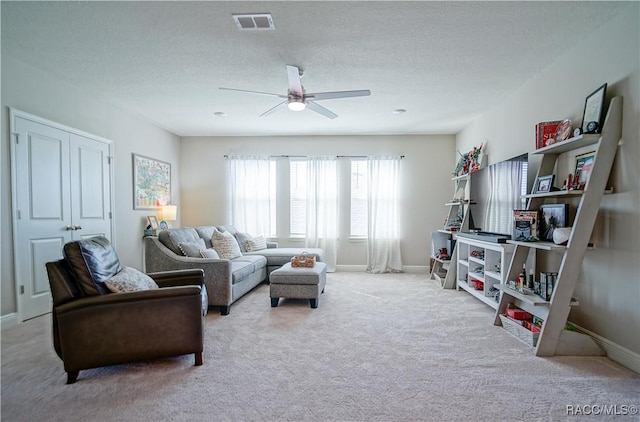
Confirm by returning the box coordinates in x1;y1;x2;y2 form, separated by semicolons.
245;236;267;251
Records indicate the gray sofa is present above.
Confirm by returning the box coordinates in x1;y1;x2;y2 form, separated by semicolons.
144;225;324;315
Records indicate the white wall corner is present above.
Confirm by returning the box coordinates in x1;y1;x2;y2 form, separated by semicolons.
1;313;19;331
572;322;640;374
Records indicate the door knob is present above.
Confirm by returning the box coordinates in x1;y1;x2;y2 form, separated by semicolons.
74;225;82;230
65;226;75;231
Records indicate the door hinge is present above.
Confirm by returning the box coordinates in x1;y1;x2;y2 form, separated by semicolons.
107;156;113;164
11;132;19;144
16;210;21;220
20;285;24;295
109;211;113;219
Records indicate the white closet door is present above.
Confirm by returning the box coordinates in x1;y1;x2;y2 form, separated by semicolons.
12;112;113;321
13;116;73;320
69;133;112;240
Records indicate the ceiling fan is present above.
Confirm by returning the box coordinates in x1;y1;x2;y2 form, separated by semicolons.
219;65;371;119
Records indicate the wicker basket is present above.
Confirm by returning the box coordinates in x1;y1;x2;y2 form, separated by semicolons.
291;252;316;267
499;314;539;347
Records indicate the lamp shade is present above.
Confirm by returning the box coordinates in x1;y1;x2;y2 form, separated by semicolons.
161;205;177;221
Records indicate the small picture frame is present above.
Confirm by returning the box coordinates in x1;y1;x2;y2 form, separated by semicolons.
573;151;596;190
534;175;555;193
581;83;607;134
539;204;569;241
147;215;159;229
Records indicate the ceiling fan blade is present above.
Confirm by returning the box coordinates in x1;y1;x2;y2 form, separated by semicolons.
260;100;288;117
219;87;286;98
306;101;338;119
286;65;303;97
306;90;371;101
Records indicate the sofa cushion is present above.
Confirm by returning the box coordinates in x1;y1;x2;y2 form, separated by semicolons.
200;248;220;259
230;261;255;284
158;228;201;255
244;247;325;267
194;226;217;248
232;255;267;272
245;235;267;252
178;239;207;257
104;266;159;293
63;236;122;296
212;230;242;260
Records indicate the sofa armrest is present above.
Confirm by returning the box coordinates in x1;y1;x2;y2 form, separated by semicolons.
266;241;278;248
144;237;233;306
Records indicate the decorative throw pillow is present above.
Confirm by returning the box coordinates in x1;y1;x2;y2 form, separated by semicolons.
245;235;267;252
212;230;242;260
104;266;159;293
178;238;207;257
234;232;253;253
200;248;220;259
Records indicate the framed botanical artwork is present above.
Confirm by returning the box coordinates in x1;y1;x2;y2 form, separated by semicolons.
573;151;595;190
539;204;569;241
133;154;171;210
534;175;554;193
581;83;607;134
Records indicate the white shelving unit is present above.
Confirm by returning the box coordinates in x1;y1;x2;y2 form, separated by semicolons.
456;235;515;309
430;174;475;289
494;96;622;357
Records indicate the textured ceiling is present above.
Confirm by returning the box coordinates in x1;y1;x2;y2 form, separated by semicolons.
1;1;630;137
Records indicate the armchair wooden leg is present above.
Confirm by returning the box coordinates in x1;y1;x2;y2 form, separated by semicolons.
195;352;203;366
66;370;79;384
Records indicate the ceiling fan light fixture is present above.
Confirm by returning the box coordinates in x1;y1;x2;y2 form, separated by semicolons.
288;100;306;111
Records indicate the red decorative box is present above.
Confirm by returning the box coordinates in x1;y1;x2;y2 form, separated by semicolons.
506;307;532;320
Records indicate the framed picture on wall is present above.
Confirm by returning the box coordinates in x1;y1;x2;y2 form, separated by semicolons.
133;154;171;210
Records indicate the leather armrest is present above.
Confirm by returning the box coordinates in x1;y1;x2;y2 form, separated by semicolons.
148;269;205;288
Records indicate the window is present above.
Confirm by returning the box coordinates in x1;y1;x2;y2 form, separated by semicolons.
229;157;276;237
289;160;307;237
350;160;368;237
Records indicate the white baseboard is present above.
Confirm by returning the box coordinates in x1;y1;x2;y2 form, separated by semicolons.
335;265;367;272
571;322;640;374
1;313;19;330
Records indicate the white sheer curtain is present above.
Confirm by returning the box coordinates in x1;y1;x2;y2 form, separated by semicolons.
305;157;338;272
228;156;272;236
484;160;526;234
367;156;403;273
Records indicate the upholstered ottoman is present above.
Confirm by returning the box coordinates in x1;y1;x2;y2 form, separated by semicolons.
269;262;327;308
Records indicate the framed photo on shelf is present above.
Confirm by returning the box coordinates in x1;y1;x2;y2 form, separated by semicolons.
539;204;569;242
133;154;171;210
581;83;607;134
147;215;159;229
573;151;595;190
534;175;555;193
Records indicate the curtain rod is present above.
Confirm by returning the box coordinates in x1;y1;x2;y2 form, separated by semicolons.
224;155;404;159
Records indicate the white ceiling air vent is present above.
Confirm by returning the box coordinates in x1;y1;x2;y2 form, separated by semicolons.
232;14;275;30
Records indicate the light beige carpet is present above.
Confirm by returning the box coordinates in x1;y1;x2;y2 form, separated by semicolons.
2;272;639;421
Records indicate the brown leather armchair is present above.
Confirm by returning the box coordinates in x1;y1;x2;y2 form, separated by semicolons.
46;236;208;384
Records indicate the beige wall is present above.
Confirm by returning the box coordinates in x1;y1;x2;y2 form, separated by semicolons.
1;56;182;318
180;135;455;269
457;6;640;354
